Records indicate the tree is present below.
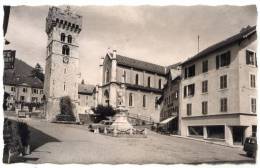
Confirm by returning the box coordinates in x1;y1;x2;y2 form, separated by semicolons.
31;63;44;82
92;105;116;122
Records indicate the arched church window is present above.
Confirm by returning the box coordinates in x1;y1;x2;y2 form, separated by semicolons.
68;35;72;43
105;69;110;83
147;76;151;88
62;45;70;55
61;33;65;42
135;74;139;85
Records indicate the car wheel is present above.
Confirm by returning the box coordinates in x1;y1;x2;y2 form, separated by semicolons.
246;152;252;157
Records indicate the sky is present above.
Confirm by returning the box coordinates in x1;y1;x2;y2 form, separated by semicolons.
4;5;257;85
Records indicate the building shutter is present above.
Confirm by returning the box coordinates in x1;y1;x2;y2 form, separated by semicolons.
184;86;187;97
227;51;231;65
184;68;188;78
255;53;257;67
216;55;219;69
246;51;250;64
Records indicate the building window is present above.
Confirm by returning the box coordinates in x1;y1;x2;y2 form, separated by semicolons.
202;101;208;114
33;89;37;94
129;93;133;107
11;86;15;92
22;88;27;93
147;76;151;88
251;98;256;113
252;126;257;137
122;70;126;83
159;79;162;89
250;74;256;88
155;97;158;109
202;80;208;93
187;104;192;116
202;60;208;73
105;69;110;83
135;74;139;85
220;98;228;112
64;82;66;91
67;35;72;43
62;45;70;55
216;51;231;68
61;33;65;42
188;126;203;136
246;50;257;66
20;96;25;101
143;95;146;107
220;75;227;89
184;84;195;97
184;64;195;78
174;91;178;100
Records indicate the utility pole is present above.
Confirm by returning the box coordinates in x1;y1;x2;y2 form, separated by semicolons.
198;35;200;53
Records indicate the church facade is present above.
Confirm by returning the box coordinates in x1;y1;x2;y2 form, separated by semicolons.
44;7;82;121
97;50;167;123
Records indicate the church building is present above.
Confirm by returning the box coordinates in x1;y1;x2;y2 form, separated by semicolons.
97;50;167;123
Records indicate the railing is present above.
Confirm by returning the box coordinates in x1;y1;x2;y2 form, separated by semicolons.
127;112;154;123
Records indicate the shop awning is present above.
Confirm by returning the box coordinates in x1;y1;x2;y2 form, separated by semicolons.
159;116;177;125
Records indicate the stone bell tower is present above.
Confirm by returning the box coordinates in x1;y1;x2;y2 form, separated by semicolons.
44;6;82;121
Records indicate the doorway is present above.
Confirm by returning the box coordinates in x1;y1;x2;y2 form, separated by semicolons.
232;126;245;145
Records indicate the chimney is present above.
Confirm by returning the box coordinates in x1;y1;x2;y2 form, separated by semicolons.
112;50;117;59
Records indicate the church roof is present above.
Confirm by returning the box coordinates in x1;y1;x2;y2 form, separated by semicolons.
115;54;166;76
3;58;43;88
181;25;256;66
78;84;95;95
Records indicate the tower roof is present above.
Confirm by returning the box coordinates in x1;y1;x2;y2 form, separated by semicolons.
46;6;82;34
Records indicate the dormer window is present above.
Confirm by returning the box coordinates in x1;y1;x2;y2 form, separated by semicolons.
216;51;231;69
184;64;195;78
246;50;257;66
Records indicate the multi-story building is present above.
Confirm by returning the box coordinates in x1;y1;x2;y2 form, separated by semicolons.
158;64;181;133
3;58;44;110
97;50;166;123
180;25;257;145
78;84;96;109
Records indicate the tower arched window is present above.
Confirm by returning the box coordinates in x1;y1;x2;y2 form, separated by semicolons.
62;45;70;55
68;35;72;43
61;33;65;42
135;74;139;85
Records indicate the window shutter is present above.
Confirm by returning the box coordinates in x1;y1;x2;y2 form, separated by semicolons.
216;55;219;69
227;51;231;65
184;86;187;97
246;51;250;64
255;53;257;67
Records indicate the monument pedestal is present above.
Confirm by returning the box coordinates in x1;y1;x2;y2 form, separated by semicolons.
111;106;133;131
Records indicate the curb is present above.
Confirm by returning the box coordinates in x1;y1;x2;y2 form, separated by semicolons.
170;135;242;149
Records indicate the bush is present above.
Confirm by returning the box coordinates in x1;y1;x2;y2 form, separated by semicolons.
57;96;75;121
92;105;116;123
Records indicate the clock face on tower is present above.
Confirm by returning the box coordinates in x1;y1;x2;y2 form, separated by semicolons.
63;56;69;64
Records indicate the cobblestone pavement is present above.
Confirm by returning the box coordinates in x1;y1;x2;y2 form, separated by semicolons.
16;118;255;164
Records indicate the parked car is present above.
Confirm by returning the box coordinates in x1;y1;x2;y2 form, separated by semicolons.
243;137;257;158
88;120;113;133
